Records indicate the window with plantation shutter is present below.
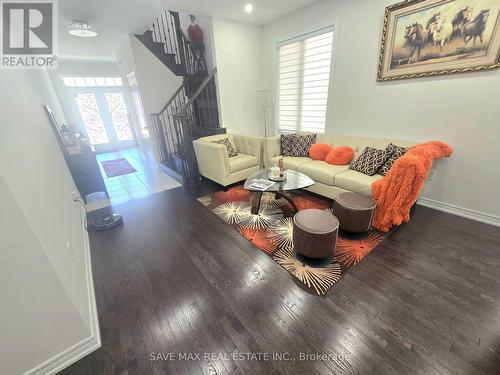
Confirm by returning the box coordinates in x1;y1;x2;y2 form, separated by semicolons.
277;28;334;134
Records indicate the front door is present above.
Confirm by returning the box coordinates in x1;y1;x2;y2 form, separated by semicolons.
72;87;135;152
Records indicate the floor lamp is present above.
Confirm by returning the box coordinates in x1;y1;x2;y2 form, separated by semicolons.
258;89;272;138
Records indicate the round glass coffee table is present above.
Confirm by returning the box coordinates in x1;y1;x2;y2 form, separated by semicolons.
244;169;314;215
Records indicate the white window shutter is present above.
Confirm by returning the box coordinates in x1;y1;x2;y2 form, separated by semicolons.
277;29;334;134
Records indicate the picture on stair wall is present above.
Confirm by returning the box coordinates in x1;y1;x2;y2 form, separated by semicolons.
377;0;500;81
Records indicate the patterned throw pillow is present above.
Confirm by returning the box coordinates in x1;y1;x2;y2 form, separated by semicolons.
378;144;407;176
280;134;296;156
280;133;317;157
212;137;238;158
293;134;317;157
349;146;394;176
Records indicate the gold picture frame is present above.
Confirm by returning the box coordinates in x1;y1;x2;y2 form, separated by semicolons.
377;0;500;81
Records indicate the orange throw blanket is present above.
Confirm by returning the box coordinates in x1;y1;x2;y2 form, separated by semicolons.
371;141;453;232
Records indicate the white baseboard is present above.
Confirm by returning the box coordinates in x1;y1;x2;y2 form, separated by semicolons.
417;197;500;227
25;208;101;375
26;335;100;375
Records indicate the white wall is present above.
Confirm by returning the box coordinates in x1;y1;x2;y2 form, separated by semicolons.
212;18;263;136
261;0;500;221
116;35;184;162
0;177;89;375
0;69;98;373
128;35;184;114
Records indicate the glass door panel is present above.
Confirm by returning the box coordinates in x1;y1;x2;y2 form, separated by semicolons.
75;93;109;145
104;92;134;141
71;87;136;152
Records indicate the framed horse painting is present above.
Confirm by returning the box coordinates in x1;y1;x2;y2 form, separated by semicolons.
377;0;500;81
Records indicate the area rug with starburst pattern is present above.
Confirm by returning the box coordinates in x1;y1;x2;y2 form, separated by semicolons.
198;185;392;296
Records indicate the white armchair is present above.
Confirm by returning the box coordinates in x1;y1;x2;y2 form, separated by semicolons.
193;133;263;186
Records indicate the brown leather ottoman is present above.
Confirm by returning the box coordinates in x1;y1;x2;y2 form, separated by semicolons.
332;192;376;233
293;209;339;266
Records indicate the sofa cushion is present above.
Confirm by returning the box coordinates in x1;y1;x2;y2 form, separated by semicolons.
316;133;415;160
280;134;296;156
298;161;349;186
378;144;408;176
309;143;332;160
229;153;258;173
270;156;311;170
325;146;355;165
334;170;383;197
280;133;317;157
212;137;238;158
350;146;393;176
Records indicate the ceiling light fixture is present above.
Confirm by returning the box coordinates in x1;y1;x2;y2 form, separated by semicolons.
244;3;254;13
66;20;98;37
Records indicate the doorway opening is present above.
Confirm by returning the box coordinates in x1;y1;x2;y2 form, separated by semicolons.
63;76;135;153
62;76;181;208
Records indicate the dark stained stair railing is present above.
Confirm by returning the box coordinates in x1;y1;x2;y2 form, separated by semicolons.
136;10;223;185
151;68;224;185
135;11;185;75
173;68;225;136
135;10;207;77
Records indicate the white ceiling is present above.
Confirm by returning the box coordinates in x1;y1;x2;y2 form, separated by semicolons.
58;0;319;61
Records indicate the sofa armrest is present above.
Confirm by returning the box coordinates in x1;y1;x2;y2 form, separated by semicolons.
232;134;263;166
263;136;281;168
193;140;231;181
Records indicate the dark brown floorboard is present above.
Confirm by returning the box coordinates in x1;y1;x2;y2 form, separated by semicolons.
61;186;500;375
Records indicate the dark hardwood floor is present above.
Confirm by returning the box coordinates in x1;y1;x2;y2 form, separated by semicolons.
61;185;500;375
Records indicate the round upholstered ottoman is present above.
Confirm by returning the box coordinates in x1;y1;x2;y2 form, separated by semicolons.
293;209;339;266
332;192;376;233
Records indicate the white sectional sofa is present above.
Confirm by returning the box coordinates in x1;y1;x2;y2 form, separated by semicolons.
264;133;416;199
193;133;263;186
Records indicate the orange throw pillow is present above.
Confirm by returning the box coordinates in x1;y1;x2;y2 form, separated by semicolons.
325;146;355;165
309;143;332;160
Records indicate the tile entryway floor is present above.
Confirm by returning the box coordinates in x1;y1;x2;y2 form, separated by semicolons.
86;148;181;210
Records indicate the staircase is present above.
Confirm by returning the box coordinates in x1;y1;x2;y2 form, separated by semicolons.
135;10;224;185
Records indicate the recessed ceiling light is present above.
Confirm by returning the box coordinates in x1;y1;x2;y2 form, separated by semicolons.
66;20;98;37
244;3;253;13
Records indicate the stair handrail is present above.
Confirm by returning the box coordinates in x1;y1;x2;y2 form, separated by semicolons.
178;28;191;48
155;75;192;115
174;67;217;117
140;10;205;76
175;21;192;45
149;10;178;60
169;10;189;73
